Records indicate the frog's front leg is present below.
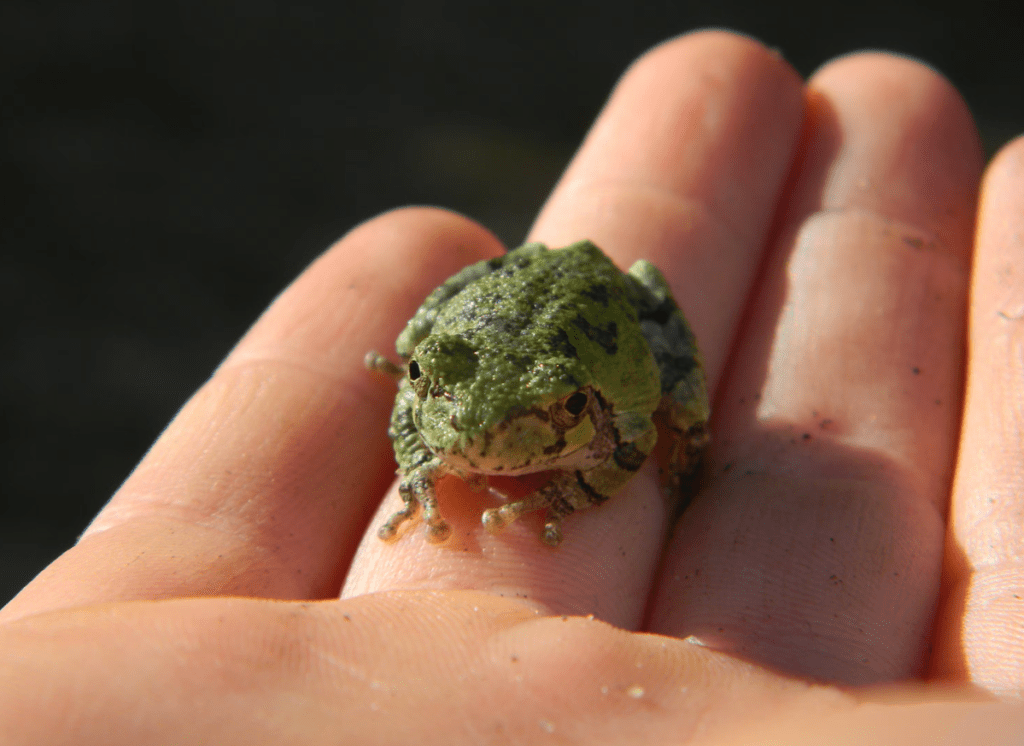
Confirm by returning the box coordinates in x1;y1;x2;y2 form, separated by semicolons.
376;479;419;541
378;382;453;543
378;463;452;543
482;472;581;546
364;350;405;380
482;412;657;546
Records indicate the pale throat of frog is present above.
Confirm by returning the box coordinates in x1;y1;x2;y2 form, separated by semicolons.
428;411;610;476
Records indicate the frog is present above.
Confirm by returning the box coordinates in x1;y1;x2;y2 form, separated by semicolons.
365;239;709;547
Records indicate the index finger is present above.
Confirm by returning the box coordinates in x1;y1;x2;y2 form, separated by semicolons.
1;209;505;623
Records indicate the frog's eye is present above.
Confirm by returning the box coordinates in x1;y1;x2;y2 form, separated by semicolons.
551;390;589;428
408;360;431;399
564;392;588;416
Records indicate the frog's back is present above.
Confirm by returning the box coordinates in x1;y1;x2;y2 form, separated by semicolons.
431;241;662;416
433;241;621;340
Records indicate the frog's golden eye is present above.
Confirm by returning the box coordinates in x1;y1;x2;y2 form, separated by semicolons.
408;360;431;399
551;390;589;428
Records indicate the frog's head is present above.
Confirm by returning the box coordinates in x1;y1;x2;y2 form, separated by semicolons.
405;333;604;475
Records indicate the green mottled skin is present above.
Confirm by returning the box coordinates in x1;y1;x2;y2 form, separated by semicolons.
366;240;709;546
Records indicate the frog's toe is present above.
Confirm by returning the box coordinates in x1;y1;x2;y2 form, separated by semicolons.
377;521;401;542
481;507;506;533
425;520;452;543
364;350;405;379
541;520;562;546
376;501;418;542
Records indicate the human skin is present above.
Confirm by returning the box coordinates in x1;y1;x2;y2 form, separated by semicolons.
2;30;1023;744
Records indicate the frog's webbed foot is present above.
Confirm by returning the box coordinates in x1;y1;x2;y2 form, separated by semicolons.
378;468;452;543
377;479;418;542
420;492;452;543
481;473;579;547
377;502;417;542
481;497;565;547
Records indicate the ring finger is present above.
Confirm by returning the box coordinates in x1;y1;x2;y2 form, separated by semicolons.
647;54;983;685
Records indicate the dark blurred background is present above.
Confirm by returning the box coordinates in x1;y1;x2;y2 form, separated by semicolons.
1;1;1019;605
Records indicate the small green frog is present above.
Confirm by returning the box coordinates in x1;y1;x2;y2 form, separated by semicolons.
366;240;709;546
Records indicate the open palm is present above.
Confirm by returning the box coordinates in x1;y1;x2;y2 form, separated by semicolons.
2;31;1021;745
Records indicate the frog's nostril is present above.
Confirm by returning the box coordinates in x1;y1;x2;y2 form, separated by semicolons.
408;360;421;380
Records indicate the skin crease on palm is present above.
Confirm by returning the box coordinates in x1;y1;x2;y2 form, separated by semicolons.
1;29;1023;744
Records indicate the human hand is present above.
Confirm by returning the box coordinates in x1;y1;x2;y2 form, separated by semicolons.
2;30;1022;744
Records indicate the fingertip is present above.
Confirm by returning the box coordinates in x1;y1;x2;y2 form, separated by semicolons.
972;133;1024;276
980;133;1024;205
811;51;980;152
807;52;983;260
341;206;504;266
632;28;800;84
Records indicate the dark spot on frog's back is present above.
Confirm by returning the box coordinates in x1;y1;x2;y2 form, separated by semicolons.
488;314;532;337
637;298;675;326
502;352;534;373
546;328;579;361
581;283;611;306
498;252;534;276
572;314;618;355
653;349;699;395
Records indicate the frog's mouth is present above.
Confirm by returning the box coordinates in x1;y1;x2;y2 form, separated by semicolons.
435;408;601;476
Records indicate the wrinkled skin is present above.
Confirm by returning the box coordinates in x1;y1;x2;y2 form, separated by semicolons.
2;32;1024;746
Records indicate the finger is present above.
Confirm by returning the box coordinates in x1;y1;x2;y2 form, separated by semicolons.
717;695;1022;746
0;209;504;623
931;135;1024;700
647;53;983;685
3;592;1014;745
342;31;804;630
530;31;803;390
0;591;842;745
